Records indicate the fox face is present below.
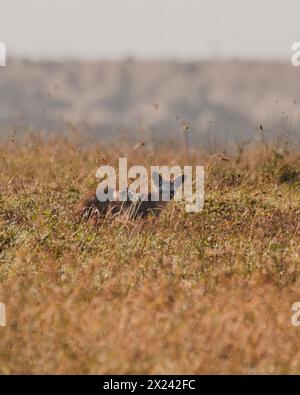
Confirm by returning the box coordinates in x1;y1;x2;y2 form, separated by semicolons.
151;171;186;201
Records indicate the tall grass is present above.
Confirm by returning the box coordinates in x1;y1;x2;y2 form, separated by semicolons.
1;133;300;373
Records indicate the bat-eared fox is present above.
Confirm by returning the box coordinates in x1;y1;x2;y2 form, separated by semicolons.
78;172;186;221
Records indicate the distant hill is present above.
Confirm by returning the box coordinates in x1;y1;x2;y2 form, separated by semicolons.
1;59;299;148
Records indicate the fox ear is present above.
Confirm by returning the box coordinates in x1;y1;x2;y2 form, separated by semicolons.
175;174;186;188
152;171;162;189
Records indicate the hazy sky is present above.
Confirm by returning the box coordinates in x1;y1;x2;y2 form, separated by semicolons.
0;0;299;60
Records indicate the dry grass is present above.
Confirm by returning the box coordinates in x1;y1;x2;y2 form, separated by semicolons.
1;133;300;374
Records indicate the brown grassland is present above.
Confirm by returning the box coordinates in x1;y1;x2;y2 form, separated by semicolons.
1;132;300;374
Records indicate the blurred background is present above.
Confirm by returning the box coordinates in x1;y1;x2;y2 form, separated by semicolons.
1;0;300;149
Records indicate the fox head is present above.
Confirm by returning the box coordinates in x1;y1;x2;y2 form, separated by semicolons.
152;171;186;201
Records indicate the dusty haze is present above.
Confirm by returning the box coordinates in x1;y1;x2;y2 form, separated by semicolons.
1;59;300;149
